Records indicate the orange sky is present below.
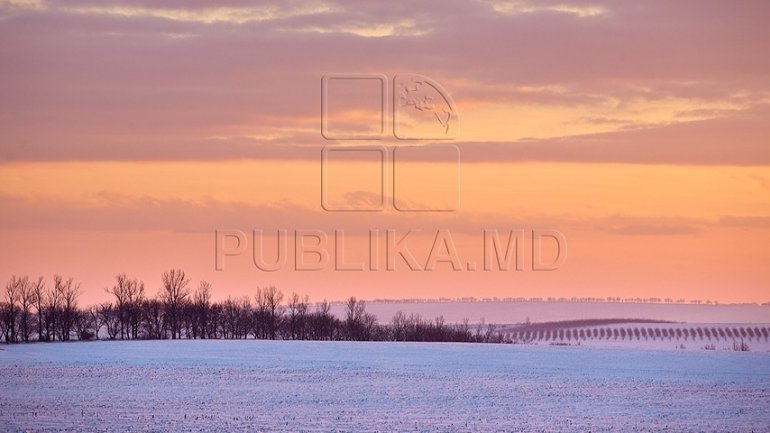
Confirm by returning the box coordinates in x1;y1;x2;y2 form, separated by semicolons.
0;0;769;305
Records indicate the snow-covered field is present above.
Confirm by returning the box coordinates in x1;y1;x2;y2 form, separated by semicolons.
2;340;769;433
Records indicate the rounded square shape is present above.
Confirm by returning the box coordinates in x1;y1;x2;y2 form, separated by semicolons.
322;146;386;211
322;74;387;140
393;145;460;211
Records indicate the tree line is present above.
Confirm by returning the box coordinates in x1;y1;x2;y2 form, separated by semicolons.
1;270;498;344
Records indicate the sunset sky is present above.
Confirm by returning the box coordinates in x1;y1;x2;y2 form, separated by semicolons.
1;0;769;305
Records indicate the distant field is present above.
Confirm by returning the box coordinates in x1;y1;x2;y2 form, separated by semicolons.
497;321;770;352
2;340;770;433
329;300;770;324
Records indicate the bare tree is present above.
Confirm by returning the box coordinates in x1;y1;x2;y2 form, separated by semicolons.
345;297;377;341
74;307;97;340
15;276;34;343
0;302;8;343
206;303;222;339
3;276;22;343
160;269;191;339
286;292;309;340
222;297;240;339
31;276;47;341
308;300;337;341
192;281;212;339
98;302;120;340
142;299;165;339
54;275;81;341
391;310;407;341
106;274;145;339
45;280;62;341
255;286;283;340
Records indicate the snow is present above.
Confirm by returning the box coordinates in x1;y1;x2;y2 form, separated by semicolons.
2;340;770;432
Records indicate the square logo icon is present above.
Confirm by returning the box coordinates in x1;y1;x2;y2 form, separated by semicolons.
393;145;460;211
322;146;386;211
321;74;387;140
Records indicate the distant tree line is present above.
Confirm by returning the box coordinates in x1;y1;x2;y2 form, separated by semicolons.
366;296;770;306
1;270;500;344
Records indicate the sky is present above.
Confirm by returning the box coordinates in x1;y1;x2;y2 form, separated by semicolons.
0;0;769;305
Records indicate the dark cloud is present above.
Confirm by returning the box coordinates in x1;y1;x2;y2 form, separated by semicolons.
2;104;768;164
717;215;770;228
0;192;581;233
454;105;770;165
2;193;765;236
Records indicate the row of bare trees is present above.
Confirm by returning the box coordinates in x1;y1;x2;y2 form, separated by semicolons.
1;275;81;343
1;270;493;344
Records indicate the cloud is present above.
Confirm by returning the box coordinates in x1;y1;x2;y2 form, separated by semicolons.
717;215;770;229
1;104;768;164
284;18;429;38
61;3;337;25
601;214;770;236
1;0;769;163
484;0;607;18
2;193;766;237
453;104;770;165
607;222;702;236
0;192;582;234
